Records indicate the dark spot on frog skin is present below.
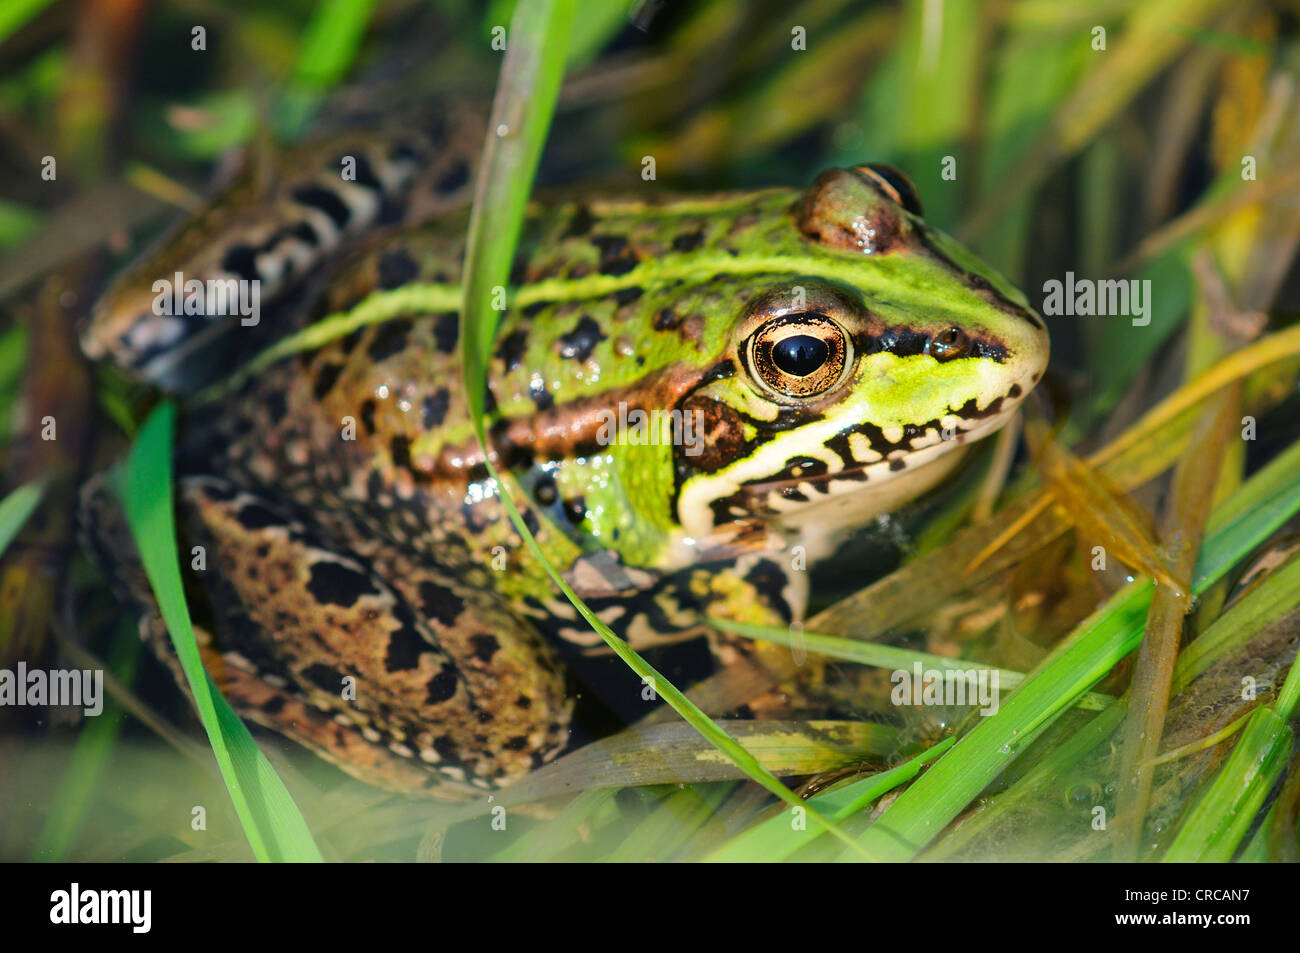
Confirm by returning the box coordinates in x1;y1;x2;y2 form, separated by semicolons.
653;307;681;331
432;312;459;354
384;609;430;671
671;228;705;252
563;205;594;237
534;473;558;505
515;694;532;709
221;244;260;282
390;434;412;468
340;326;366;354
427;664;459;704
261;696;287;715
291;184;352;230
889;458;906;471
523;508;541;536
236;501;285;530
873;328;928;357
377;249;420;289
365;469;385;503
498;329;529;371
359;398;377;434
421;388;451;429
313;362;343;399
300;662;347;694
291;221;320;247
563;496;586;525
417;579;466;627
1009;383;1022;398
265;389;287;420
742;560;792;623
339;152;383;191
614;287;643;306
388;141;422;164
196;479;239;502
432;735;458;759
530;383;554;411
505;736;530;751
558;315;607;361
469;633;500;663
591;235;639;276
306;560;379;608
367;317;413;361
436;159;471;194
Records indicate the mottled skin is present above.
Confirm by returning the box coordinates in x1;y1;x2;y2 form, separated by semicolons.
84;149;1048;797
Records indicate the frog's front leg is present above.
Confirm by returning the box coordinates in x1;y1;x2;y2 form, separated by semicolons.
174;476;572;797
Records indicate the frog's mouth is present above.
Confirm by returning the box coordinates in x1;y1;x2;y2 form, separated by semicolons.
742;463;871;499
734;403;1019;513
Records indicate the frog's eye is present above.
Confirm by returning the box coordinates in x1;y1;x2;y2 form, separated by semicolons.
928;327;971;362
857;164;924;217
748;313;850;399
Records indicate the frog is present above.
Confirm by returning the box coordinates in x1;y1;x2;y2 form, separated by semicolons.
80;123;1049;799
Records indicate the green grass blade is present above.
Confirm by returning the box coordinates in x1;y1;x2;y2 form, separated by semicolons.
704;737;955;863
0;0;56;47
32;624;139;861
1160;566;1300;861
459;0;575;418
291;0;378;90
1162;707;1292;862
457;0;866;858
710;618;1113;711
118;402;322;862
0;479;45;559
851;436;1300;860
279;0;379;134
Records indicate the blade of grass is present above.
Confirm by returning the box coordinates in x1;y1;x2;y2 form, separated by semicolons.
0;0;56;47
1161;706;1292;861
1162;573;1300;861
704;737;956;863
0;479;45;559
278;0;379;135
118;402;321;862
32;623;139;861
1115;381;1241;858
458;0;867;858
926;537;1300;860
603;782;737;862
710;618;1113;711
962;0;1236;237
488;788;619;862
848;435;1300;860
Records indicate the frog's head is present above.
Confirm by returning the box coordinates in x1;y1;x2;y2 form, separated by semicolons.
671;165;1049;541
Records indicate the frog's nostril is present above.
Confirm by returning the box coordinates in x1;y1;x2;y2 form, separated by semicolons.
928;327;971;362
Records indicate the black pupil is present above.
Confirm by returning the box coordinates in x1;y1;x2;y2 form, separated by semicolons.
773;335;828;376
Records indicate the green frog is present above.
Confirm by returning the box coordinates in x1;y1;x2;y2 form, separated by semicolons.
80;121;1048;798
